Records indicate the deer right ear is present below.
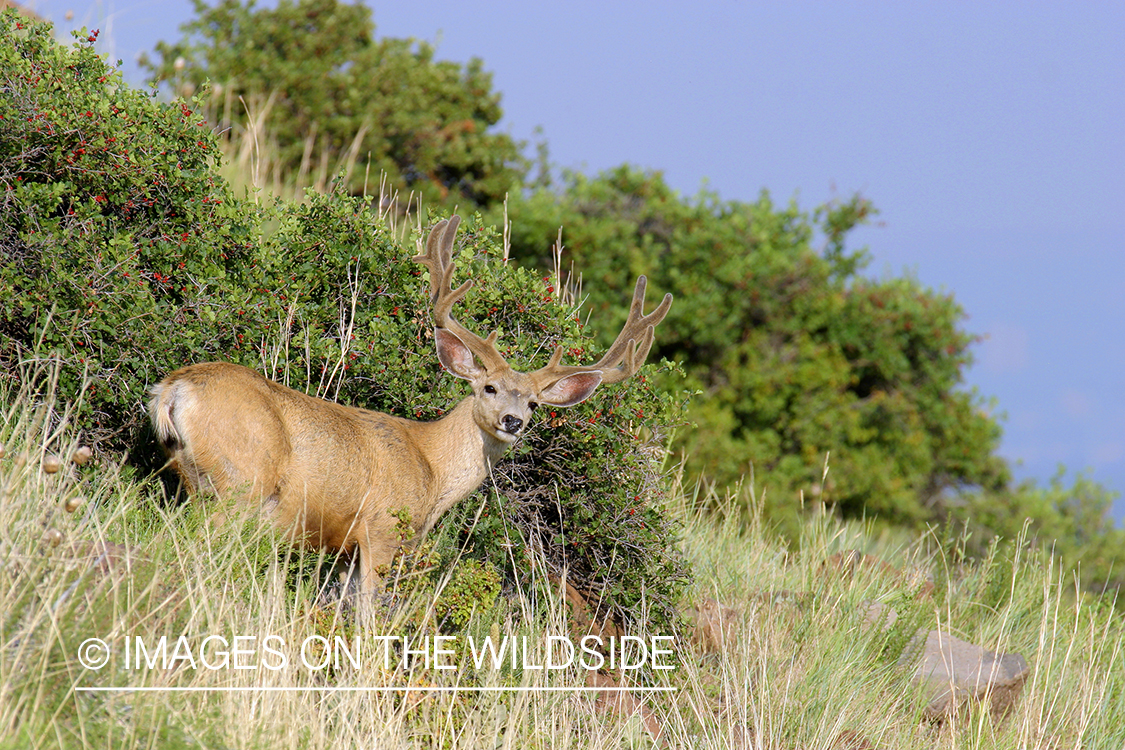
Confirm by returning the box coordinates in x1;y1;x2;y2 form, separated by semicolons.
436;328;486;381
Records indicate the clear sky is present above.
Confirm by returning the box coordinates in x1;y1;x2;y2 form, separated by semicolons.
26;0;1125;523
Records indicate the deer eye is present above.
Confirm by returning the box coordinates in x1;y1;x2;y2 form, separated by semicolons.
528;401;539;412
483;384;497;395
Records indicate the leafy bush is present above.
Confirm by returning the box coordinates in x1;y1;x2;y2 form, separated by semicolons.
1;11;259;451
0;11;689;631
142;0;526;206
498;166;1010;531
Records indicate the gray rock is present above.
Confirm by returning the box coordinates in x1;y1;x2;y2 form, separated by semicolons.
902;628;1029;719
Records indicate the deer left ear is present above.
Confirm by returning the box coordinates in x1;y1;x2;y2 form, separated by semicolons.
539;372;603;408
436;328;485;381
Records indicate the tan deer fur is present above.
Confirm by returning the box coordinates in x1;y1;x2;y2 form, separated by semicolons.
150;215;672;594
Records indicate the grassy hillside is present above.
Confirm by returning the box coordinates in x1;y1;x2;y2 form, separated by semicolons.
2;365;1121;749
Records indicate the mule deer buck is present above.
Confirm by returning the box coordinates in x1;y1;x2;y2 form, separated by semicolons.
150;215;671;594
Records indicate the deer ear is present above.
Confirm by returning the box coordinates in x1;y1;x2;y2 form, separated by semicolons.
539;372;603;408
436;328;485;381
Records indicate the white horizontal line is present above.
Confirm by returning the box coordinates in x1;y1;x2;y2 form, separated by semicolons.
76;686;677;693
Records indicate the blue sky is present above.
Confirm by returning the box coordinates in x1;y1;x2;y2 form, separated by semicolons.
27;0;1125;522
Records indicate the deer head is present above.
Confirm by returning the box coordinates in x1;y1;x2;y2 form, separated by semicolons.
413;216;672;446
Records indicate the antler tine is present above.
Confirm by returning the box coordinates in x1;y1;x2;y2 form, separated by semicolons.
594;276;671;376
533;275;672;386
414;216;463;314
413;216;507;370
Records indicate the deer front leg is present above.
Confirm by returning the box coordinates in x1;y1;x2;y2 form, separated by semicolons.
355;513;408;596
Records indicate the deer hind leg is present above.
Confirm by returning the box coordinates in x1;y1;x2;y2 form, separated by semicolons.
185;458;285;531
151;374;289;515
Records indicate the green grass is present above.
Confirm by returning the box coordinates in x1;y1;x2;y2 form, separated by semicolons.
2;364;1122;749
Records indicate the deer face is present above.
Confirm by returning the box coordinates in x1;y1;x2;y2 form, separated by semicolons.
435;328;603;444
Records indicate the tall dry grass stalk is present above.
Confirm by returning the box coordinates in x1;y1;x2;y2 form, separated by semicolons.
212;94;415;229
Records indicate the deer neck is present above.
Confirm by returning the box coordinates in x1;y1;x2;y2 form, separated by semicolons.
417;397;508;519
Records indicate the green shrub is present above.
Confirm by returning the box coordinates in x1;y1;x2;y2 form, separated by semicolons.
142;0;526;206
0;12;689;632
1;11;259;452
499;166;1010;533
952;472;1125;603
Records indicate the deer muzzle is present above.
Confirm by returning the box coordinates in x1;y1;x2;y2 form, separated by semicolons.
500;414;524;435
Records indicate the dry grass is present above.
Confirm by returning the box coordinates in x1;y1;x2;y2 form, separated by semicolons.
1;361;1122;749
205;93;401;216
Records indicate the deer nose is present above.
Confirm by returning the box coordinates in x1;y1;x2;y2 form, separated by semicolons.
501;415;523;434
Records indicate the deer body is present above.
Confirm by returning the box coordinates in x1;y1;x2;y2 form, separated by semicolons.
151;362;510;587
150;216;671;593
